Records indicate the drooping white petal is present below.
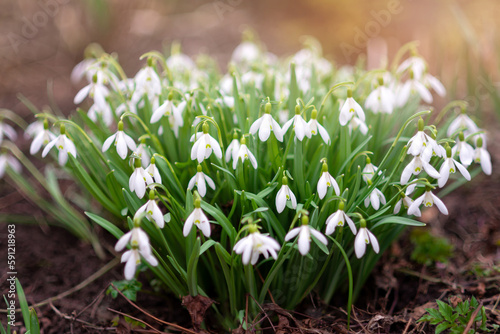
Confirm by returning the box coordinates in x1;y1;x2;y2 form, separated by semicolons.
431;192;448;215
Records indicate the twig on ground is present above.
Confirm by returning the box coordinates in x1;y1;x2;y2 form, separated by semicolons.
461;301;483;334
247;294;276;332
107;308;166;334
110;283;197;334
0;258;119;313
49;301;115;331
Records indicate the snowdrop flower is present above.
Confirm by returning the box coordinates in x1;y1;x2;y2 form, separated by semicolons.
284;215;327;256
145;157;161;184
348;116;369;135
188;165;215;197
29;119;56;155
281;105;310;141
325;202;357;235
401;154;441;185
233;137;257;170
233;224;280;265
396;71;433;107
87;101;114;126
231;41;261;67
317;160;340;199
307;108;330;144
394;184;420;217
102;121;137;159
452;132;474;167
74;73;109;107
115;224;152;254
71;58;96;84
364;78;395;114
190;122;223;163
42;125;77;166
150;93;185;130
120;247;158;280
354;220;380;259
0;151;21;178
115;222;159;281
225;132;240;163
423;73;446;97
396;55;427;79
339;89;365;126
183;197;211;237
134;190;165;228
249;102;283;142
132;59;162;103
0;120;17;145
214;95;235;109
407;118;440;156
25;120;43;139
115;99;138;117
135;140;150;167
362;157;378;183
364;184;386;211
473;137;492;175
447;111;479;138
408;186;448;215
129;158;154;198
438;145;471;187
276;176;297;213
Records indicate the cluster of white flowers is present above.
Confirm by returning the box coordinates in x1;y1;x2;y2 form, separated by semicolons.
21;38;492;282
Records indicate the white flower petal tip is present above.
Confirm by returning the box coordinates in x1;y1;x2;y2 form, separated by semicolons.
355;227;379;259
184;207;211;238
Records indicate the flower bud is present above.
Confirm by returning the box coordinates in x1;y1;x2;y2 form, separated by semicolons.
265;102;272;114
295;105;301;115
202;122;209;134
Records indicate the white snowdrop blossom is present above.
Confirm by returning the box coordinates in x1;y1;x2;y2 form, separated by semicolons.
183;198;211;237
135;141;150;167
225;134;240;163
120;247;158;280
145;157;162;184
0;121;17;145
394;184;420;217
42;125;77;166
354;222;380;259
307;108;330;144
233;226;280;265
317;161;340;199
438;146;471;188
190;122;223;163
423;73;446;97
188;165;216;197
102;121;137;159
281;106;310;141
132;61;162;103
233;137;257;170
0;152;21;178
29;120;56;155
74;74;109;107
452;132;474;167
407;119;441;157
348;116;369;135
135;190;165;228
396;74;433;107
339;90;365;126
364;183;386;210
249;102;283;142
276;176;297;213
396;56;427;79
364;79;395;114
362;158;378;183
150;94;186;135
400;155;441;185
473;137;492;175
408;187;448;215
115;225;152;254
325;202;357;235
284;216;327;256
129;159;154;198
231;41;261;68
447;112;479;138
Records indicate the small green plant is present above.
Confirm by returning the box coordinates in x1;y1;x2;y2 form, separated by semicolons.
410;229;454;266
107;279;143;301
418;296;499;334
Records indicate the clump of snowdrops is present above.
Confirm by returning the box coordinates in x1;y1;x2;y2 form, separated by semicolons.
2;37;492;329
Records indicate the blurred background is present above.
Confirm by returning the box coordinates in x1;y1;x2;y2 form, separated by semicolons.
0;0;499;118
